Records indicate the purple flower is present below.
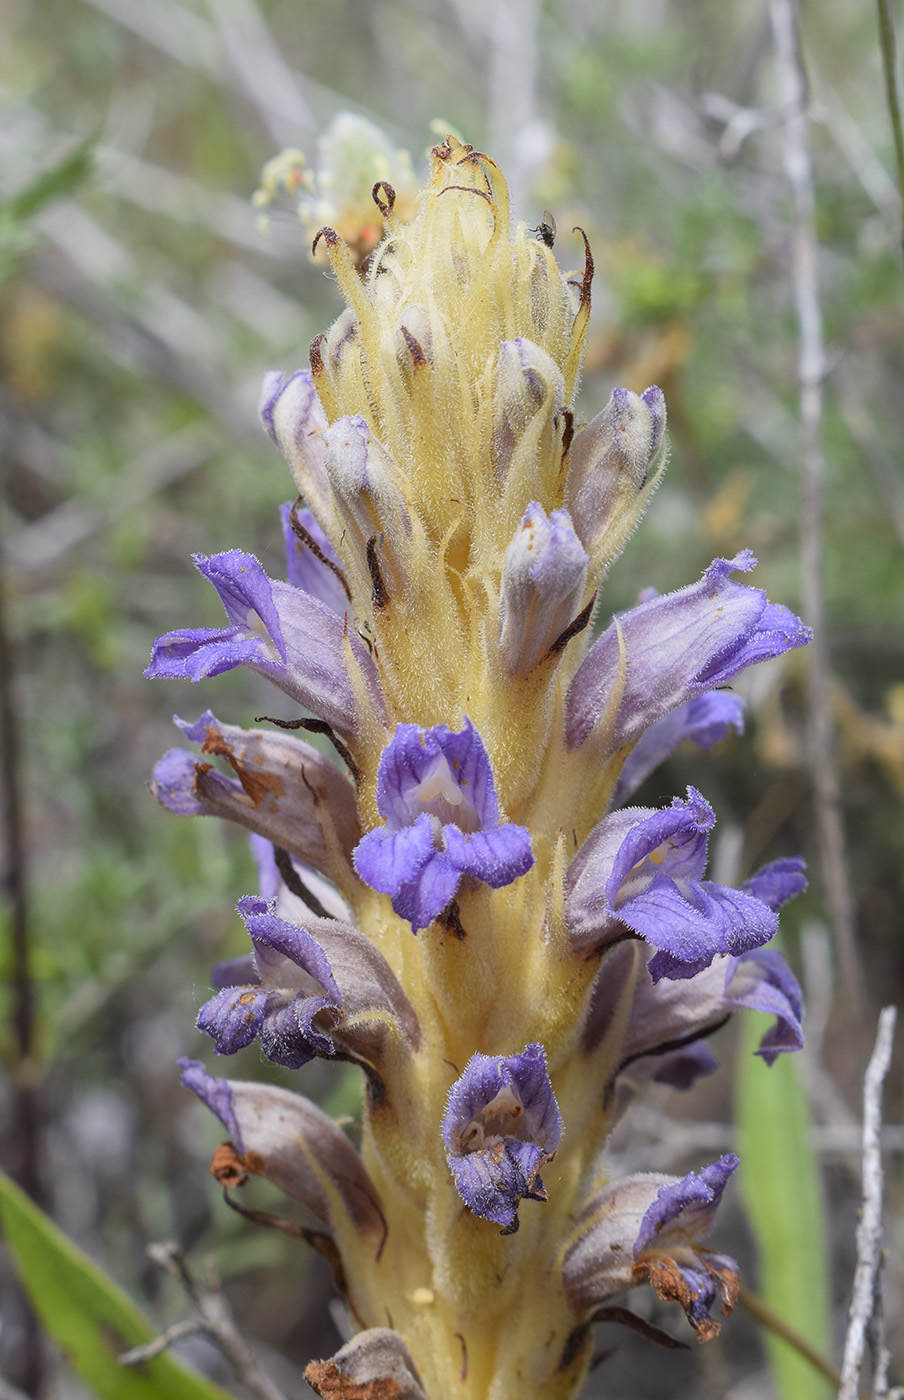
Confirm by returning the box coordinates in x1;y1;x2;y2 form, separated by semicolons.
442;1043;562;1233
633;1156;740;1340
586;940;805;1091
742;856;807;911
566;552;811;751
613;692;745;804
722;946;804;1063
652;1041;721;1091
149;711;361;873
196;895;420;1071
180;1060;387;1251
198;895;342;1068
565;787;777;978
145;549;384;737
562;1155;739;1341
149;710;361;881
148;747;205;815
353;719;534;933
583;936;804;1082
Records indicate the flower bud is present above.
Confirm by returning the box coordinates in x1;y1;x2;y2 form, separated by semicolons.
322;414;411;601
260;370;333;525
565;385;666;557
492;338;565;498
498;502;589;676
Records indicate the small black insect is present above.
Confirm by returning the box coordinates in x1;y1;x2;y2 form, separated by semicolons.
530;209;557;248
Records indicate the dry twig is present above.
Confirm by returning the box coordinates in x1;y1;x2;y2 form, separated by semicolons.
119;1242;287;1400
837;1006;898;1400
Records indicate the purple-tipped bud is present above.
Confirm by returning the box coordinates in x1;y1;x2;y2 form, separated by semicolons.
260;370;331;523
565;386;666;553
322;415;411;596
498;502;589;676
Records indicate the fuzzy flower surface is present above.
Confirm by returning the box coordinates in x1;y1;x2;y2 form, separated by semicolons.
565;787;778;978
150;130;810;1400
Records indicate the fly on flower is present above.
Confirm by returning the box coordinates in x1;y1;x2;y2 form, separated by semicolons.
531;208;557;248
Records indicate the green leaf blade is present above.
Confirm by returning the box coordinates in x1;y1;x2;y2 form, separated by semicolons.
0;1170;234;1400
735;1016;833;1400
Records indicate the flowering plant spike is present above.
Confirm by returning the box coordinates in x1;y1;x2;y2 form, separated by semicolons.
150;133;811;1399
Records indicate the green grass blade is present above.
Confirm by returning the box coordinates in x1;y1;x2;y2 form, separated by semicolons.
3;137;96;221
0;1170;234;1400
735;1016;832;1400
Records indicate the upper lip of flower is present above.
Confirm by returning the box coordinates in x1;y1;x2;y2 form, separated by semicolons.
195;894;420;1073
144;548;387;737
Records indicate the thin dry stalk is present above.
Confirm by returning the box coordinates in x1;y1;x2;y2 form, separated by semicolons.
837;1006;898;1400
119;1243;287;1400
768;0;864;1013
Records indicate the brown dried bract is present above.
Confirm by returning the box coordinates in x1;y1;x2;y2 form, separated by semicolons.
197;726;284;808
641;1255;736;1343
303;1362;404;1399
209;1141;249;1189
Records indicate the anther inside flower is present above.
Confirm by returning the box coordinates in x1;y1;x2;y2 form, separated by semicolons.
153;130;811;1400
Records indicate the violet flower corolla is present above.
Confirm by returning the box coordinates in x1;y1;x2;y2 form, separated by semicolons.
149;133;811;1400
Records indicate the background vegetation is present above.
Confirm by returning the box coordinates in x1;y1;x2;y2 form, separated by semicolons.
1;0;902;1396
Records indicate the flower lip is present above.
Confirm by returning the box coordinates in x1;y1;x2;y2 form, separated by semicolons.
145;548;385;737
196;550;287;659
633;1154;740;1341
612;691;745;805
196;895;341;1069
562;1154;739;1340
